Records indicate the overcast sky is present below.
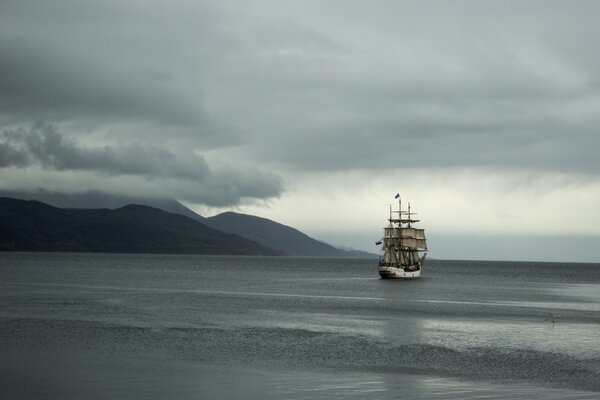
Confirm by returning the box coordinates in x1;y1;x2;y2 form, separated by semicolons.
1;1;599;262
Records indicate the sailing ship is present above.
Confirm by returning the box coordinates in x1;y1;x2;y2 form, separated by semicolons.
376;195;428;279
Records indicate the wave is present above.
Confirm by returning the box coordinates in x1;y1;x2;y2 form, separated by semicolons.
3;317;598;392
230;327;600;392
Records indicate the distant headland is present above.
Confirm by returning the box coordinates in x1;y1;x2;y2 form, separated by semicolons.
0;196;376;258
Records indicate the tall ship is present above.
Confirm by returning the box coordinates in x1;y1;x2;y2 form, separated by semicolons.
376;195;428;279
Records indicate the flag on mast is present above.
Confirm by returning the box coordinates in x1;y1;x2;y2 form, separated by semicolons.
394;193;400;199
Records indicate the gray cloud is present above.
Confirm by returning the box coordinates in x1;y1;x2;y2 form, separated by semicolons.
0;122;282;206
246;109;600;174
229;21;600;173
0;122;208;179
1;0;600;205
0;37;199;126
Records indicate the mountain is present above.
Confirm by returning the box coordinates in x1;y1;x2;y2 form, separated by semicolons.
0;190;205;222
204;211;376;258
0;191;377;258
0;197;280;255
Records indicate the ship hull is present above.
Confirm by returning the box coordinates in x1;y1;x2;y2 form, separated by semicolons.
378;265;421;279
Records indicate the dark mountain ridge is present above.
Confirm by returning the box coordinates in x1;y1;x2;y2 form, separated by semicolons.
0;197;279;255
0;192;377;258
0;190;205;222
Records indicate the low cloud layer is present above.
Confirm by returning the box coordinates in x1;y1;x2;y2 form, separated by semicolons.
0;122;282;206
0;122;209;179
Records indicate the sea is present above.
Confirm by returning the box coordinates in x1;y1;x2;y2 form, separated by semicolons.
1;252;599;400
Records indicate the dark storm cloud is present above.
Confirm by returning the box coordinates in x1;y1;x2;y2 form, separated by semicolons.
0;122;209;179
0;37;198;125
251;101;600;174
224;1;600;175
0;122;283;206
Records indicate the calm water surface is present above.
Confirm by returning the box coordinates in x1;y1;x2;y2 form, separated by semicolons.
1;253;599;399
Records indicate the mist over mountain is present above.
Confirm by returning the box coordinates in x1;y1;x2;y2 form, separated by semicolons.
204;212;376;258
0;190;205;222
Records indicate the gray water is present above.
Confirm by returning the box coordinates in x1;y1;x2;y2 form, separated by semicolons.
1;252;599;399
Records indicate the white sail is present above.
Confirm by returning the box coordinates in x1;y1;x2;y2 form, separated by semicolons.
413;228;426;239
384;227;427;239
384;227;398;238
401;228;426;239
399;238;427;249
400;228;416;238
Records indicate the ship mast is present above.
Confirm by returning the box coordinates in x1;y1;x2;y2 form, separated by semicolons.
400;196;404;228
398;195;404;265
